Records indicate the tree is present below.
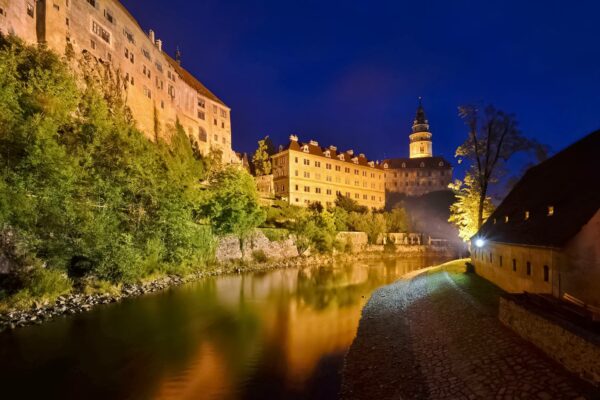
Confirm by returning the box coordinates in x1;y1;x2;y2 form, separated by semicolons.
252;135;275;176
335;193;368;214
385;206;410;232
448;172;495;242
456;104;543;229
202;166;266;240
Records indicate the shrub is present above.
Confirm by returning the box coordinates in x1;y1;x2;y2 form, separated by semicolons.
17;267;72;306
251;249;269;263
261;228;289;242
384;238;397;253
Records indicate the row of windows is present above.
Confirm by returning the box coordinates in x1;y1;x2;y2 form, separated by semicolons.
387;180;447;188
291;157;382;178
492;206;555;225
473;250;550;282
386;170;447;178
284;184;383;202
293;170;382;188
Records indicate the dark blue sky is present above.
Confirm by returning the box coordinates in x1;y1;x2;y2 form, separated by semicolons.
122;0;599;172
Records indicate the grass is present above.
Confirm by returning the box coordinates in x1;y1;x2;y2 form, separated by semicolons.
437;258;507;316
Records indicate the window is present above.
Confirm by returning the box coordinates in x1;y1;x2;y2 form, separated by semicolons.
326;189;332;195
214;134;218;142
512;259;517;272
294;157;298;163
525;211;530;220
526;262;532;276
354;194;359;199
123;28;135;44
90;39;96;50
27;3;34;18
315;188;321;194
213;118;217;125
295;185;299;191
198;98;205;108
499;256;503;267
155;62;163;72
303;159;310;166
142;48;151;60
197;111;205;120
143;86;151;99
543;265;549;282
303;171;310;178
220;109;227;118
504;216;509;223
354;169;359;175
548;206;555;216
335;165;341;171
104;9;115;24
315;161;321;167
87;0;97;8
304;186;310;193
489;252;493;263
326;163;332;170
92;21;111;44
198;128;207;142
221;122;225;129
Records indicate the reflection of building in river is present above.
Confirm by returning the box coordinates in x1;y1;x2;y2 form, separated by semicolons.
151;259;444;399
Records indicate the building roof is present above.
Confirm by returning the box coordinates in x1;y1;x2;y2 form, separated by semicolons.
277;136;384;169
383;156;452;170
163;53;227;106
476;129;600;248
414;97;428;125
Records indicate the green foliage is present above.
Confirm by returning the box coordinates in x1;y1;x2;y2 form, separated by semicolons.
0;35;218;304
264;200;306;228
251;249;269;263
202;167;266;239
252;136;275;176
292;208;338;254
335;193;368;214
11;267;72;307
449;172;495;242
383;238;397;253
385;206;410;232
260;227;290;242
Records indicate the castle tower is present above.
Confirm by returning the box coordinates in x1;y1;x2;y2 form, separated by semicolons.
409;98;433;158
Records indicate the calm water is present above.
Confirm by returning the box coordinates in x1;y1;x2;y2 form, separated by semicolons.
0;257;445;400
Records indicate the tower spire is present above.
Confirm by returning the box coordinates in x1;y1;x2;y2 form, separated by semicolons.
409;98;433;159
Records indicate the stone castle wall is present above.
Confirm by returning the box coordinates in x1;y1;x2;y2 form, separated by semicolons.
499;296;600;385
0;0;238;163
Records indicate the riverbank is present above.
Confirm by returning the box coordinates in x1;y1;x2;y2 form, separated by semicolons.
0;250;449;332
341;259;599;399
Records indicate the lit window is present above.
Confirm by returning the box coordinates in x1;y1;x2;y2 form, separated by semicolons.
92;21;111;44
548;206;554;216
525;211;530;220
526;262;532;276
504;216;509;223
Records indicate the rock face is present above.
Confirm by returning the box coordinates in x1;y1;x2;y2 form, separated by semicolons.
215;230;299;262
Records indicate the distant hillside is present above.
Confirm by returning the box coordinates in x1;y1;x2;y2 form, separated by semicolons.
386;190;460;242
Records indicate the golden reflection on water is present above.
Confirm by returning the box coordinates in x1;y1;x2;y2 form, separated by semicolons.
152;258;438;400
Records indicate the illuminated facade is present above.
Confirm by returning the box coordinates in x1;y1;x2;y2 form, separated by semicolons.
383;100;452;196
0;0;238;163
272;135;385;209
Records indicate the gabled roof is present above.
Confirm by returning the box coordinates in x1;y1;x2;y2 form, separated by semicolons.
383;156;452;170
163;53;227;106
278;137;383;169
476;129;600;248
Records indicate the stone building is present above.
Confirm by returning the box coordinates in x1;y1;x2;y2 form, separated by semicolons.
383;100;452;196
271;135;385;209
0;0;238;163
472;129;600;309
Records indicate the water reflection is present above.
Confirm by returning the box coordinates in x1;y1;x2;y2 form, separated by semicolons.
0;257;446;400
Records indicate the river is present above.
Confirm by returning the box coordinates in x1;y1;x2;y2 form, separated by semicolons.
0;256;446;400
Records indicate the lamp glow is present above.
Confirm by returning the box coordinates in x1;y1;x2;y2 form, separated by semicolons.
475;238;485;248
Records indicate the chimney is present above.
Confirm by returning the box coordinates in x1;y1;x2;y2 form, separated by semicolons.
149;29;155;43
156;39;162;52
289;134;298;142
309;140;319;146
359;153;365;158
175;46;182;65
329;145;337;151
347;149;354;155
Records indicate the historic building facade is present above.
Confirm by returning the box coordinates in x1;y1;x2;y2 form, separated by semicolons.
271;135;385;209
0;0;238;163
383;100;452;196
472;130;600;310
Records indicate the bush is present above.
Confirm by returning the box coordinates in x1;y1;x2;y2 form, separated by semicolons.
261;228;289;242
13;267;72;307
251;249;269;263
384;238;397;253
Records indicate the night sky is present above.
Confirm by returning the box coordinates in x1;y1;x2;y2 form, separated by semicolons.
121;0;600;173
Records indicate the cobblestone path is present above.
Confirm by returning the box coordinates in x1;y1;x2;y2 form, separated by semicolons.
341;270;599;400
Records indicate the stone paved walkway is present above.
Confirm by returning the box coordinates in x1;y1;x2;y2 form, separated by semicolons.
341;270;599;400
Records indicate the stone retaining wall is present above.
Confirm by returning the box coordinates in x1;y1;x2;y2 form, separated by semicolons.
499;296;600;385
215;230;298;262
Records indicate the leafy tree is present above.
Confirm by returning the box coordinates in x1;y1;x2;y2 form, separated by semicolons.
293;208;338;254
448;172;495;242
252;135;275;176
202;167;266;241
335;193;368;214
456;104;544;229
385;206;410;232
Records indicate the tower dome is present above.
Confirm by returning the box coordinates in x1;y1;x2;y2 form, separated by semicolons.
409;98;433;158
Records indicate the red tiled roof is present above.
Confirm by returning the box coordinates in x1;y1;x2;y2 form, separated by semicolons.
476;129;600;247
279;138;383;169
382;156;452;170
164;53;226;106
